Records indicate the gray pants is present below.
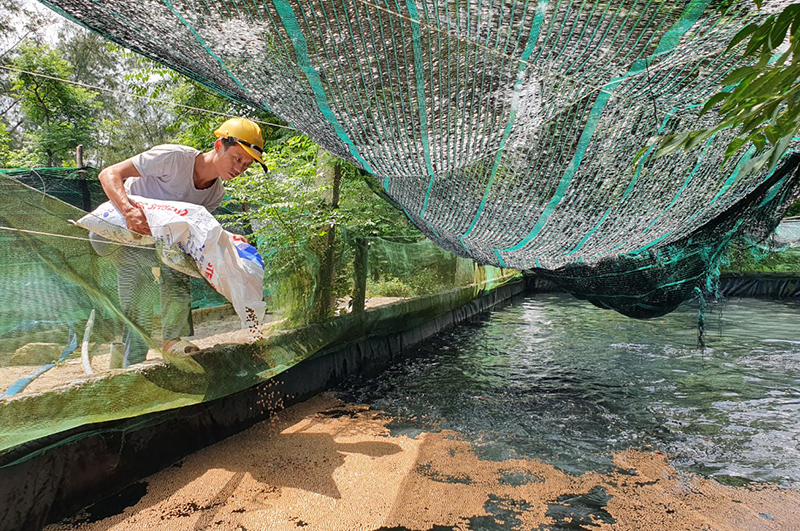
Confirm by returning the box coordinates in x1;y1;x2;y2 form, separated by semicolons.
92;235;192;366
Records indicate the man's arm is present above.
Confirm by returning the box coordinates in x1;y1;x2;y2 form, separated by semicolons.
98;159;151;236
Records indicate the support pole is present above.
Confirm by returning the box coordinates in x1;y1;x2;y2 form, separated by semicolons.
76;144;91;211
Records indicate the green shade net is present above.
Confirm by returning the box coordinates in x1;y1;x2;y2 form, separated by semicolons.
0;169;515;452
0;167;104;210
35;0;800;317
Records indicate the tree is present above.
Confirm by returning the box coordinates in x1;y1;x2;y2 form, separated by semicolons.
222;129;420;322
1;0;63;165
9;41;101;166
0;0;47;53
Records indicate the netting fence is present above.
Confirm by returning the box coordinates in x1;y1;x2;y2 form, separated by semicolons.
0;168;517;453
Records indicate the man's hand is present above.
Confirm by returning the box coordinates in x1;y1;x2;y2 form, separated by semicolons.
123;202;151;236
99;159;150;235
97;159;152;236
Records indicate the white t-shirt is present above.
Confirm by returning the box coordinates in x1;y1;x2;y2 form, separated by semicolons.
127;144;225;211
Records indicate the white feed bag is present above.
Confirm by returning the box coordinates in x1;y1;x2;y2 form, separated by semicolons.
79;201;200;277
75;196;266;328
77;200;157;246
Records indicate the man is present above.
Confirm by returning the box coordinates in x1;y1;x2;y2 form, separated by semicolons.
97;117;265;365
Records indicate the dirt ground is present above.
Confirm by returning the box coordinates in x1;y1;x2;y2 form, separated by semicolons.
0;309;250;397
45;393;800;531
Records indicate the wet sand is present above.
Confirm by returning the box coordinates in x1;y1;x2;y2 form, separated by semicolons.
45;393;800;531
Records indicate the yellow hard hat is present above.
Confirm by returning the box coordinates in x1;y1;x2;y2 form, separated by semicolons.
214;117;266;168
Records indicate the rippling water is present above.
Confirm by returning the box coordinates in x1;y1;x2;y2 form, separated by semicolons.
337;293;800;487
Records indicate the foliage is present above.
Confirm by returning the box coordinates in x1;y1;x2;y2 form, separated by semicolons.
365;267;452;298
1;0;51;162
0;0;47;50
223;133;324;248
407;266;452;295
224;131;418;252
8;41;101;166
55;31;176;167
366;277;414;298
644;2;800;184
0;121;8;167
167;82;234;149
122;64;282;153
3;133;42;168
221;129;421;321
80;44;181;166
788;199;800;217
721;240;800;276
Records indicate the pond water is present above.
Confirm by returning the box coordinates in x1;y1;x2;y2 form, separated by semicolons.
337;293;800;487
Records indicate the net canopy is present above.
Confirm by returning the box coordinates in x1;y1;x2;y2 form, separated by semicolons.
34;0;800;316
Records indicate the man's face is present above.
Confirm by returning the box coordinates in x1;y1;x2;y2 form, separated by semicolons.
216;141;255;180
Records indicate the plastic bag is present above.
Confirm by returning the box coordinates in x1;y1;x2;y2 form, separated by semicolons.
75;196;266;328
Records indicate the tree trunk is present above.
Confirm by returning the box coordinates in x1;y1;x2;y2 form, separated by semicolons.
352;237;369;314
312;149;341;320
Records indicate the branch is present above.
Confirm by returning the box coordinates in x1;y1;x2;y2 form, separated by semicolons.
0;99;18;117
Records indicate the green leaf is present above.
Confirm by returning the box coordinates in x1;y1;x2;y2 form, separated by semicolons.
742;113;768;134
754;51;772;71
769;9;793;49
764;66;800;96
632;136;662;166
724;70;760;100
724;138;747;159
778;99;800;128
744;30;769;57
654;131;692;159
685;131;707;151
632;146;649;167
700;92;729;116
721;66;755;86
774;49;792;68
727;23;759;52
764;125;780;144
743;73;780;101
775;133;794;161
737;150;771;180
792;6;800;37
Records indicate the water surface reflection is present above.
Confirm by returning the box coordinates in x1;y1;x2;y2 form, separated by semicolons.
338;294;800;487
